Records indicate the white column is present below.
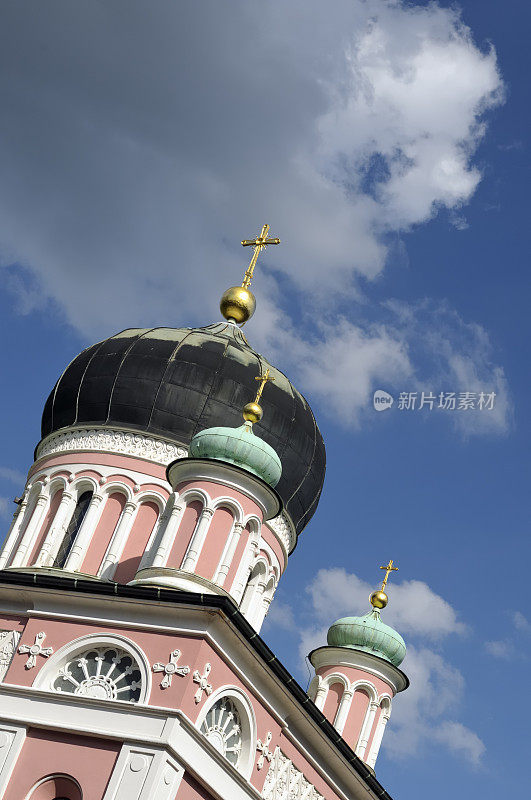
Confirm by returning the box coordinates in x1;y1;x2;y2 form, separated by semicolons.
35;490;75;566
0;491;30;569
99;501;137;579
10;490;49;568
334;689;353;734
214;522;244;587
181;508;214;573
231;531;260;604
248;579;267;628
150;501;185;568
366;710;391;768
314;683;328;711
356;700;379;759
64;493;105;572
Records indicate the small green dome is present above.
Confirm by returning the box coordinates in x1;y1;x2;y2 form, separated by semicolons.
327;609;406;667
190;422;282;488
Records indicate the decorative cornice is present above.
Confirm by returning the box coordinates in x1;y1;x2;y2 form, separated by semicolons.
36;427;187;466
266;512;296;555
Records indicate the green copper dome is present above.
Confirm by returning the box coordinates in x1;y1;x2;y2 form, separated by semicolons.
190;421;282;488
327;609;406;667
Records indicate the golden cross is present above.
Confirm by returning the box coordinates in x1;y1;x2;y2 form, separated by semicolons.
241;224;280;288
379;559;399;591
254;369;275;404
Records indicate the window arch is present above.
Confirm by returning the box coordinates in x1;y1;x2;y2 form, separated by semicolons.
34;634;151;704
197;687;256;778
53;490;92;568
28;774;82;800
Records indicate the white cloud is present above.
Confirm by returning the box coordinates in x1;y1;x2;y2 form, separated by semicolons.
513;611;530;632
383;646;484;766
0;498;11;518
432;721;485;767
262;601;297;632
305;567;466;638
0;467;26;485
0;2;508;438
484;640;513;659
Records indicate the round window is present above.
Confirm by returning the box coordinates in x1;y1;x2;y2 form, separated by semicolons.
52;646;142;702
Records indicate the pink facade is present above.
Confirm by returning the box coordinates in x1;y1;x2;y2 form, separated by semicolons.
113;501;159;583
167;500;202;568
6;728;120;800
194;506;233;580
81;491;126;575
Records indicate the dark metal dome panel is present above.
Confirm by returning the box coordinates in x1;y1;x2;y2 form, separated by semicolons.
41;324;326;535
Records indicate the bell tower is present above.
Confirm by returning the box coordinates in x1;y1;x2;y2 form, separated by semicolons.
308;561;409;769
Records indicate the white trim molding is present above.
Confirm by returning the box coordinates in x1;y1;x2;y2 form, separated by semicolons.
36;427;187;465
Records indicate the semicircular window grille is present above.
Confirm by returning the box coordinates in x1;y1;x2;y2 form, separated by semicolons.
200;697;243;767
52;646;142;702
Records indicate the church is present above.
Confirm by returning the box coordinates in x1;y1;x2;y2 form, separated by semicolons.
0;226;409;800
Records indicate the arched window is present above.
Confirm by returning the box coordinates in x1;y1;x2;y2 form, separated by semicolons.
35;634;151;705
52;645;142;702
53;490;92;568
197;688;256;778
200;697;243;767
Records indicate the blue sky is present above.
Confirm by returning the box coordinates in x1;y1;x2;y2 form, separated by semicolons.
0;2;529;798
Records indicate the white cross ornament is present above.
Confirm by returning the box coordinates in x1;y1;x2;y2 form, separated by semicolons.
18;631;54;670
152;649;190;689
256;731;273;769
192;662;213;703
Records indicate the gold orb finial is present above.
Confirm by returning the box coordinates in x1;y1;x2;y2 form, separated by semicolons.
243;369;275;425
220;224;280;326
243;401;263;423
370;559;399;610
370;590;388;609
220;286;256;324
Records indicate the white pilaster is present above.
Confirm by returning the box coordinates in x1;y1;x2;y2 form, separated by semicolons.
333;689;353;735
0;724;26;799
366;709;390;768
10;490;49;568
102;744;184;800
99;501;137;579
181;508;214;573
0;492;29;570
64;493;105;572
231;530;260;604
356;700;379;760
215;522;244;587
36;490;75;567
314;684;327;711
151;501;185;568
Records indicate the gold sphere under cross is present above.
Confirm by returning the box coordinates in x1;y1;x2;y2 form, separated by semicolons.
220;224;280;325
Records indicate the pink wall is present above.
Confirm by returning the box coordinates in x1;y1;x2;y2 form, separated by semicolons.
342;688;370;749
194;507;233;580
322;682;342;726
30;451;168;482
81;492;126;575
167;501;202;568
113;501;159;584
178;773;216;800
28;489;64;566
6;728;120;800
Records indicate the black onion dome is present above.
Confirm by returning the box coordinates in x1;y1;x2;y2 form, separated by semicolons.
41;323;326;536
